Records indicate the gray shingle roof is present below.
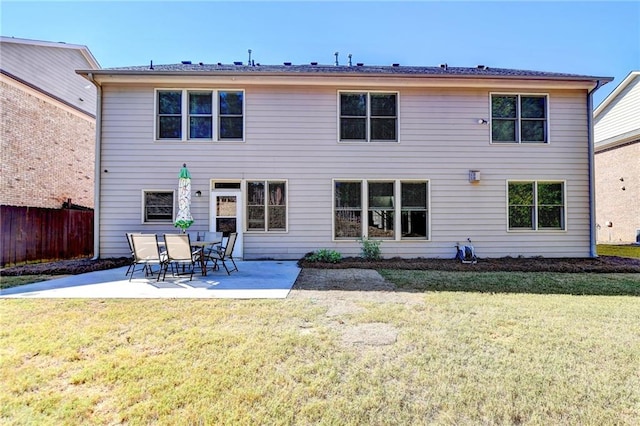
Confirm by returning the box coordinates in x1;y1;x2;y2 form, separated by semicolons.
97;62;610;81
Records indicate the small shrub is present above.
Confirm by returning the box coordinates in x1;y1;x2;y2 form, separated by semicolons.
306;249;342;264
360;237;382;260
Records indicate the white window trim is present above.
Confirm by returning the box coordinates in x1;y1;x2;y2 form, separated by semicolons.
505;180;567;232
332;178;430;241
243;179;289;233
154;88;245;142
141;189;175;224
337;90;400;143
489;92;550;144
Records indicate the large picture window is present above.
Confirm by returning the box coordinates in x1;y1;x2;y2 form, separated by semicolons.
491;94;548;143
508;181;565;230
334;180;429;240
156;89;244;141
143;190;174;223
339;92;398;142
247;180;287;232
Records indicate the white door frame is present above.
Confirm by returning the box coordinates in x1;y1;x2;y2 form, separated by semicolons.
210;190;243;258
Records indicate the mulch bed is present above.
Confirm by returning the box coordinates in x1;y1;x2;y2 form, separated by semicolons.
1;255;639;276
299;256;640;273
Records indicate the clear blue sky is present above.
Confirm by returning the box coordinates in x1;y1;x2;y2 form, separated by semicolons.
2;1;638;106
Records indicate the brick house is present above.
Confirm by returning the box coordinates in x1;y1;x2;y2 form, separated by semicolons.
594;71;640;244
1;36;100;209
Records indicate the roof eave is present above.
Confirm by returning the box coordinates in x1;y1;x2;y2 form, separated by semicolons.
76;69;609;90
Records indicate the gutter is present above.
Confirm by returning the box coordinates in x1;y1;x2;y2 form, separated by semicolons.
88;72;102;260
587;79;609;258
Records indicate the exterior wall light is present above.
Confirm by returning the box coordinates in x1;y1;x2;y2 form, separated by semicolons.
195;190;202;198
477;119;488;124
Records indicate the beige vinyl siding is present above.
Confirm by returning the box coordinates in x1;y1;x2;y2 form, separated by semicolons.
594;76;640;144
98;83;591;259
0;41;97;115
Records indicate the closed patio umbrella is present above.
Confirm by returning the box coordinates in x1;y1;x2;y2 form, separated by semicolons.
174;163;194;233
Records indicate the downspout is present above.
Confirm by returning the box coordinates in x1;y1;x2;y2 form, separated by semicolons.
88;73;102;260
587;80;605;258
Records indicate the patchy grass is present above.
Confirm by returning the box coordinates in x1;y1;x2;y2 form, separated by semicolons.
598;244;640;259
0;275;59;289
1;296;638;425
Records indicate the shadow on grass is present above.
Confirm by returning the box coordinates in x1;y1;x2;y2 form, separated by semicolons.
380;270;640;297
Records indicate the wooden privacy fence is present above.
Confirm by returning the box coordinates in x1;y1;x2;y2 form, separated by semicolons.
1;205;94;266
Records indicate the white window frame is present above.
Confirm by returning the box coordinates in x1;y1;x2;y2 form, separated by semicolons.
337;91;400;143
506;180;567;232
141;189;175;224
332;179;430;241
490;93;549;144
154;89;245;142
244;179;289;233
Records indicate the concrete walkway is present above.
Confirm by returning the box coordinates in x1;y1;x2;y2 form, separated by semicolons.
0;261;301;299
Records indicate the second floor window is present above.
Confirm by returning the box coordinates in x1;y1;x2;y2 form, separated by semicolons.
491;94;548;143
157;89;244;141
339;92;398;142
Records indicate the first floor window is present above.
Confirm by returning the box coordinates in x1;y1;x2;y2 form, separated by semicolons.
508;181;565;230
247;180;287;231
334;180;429;240
491;94;548;143
143;190;174;223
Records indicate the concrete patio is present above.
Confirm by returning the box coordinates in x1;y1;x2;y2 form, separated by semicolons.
0;261;301;299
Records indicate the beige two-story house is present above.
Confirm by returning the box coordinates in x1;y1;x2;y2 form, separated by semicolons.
79;62;611;260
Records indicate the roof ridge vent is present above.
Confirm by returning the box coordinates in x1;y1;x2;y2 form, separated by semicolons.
392;63;400;67
440;63;448;70
310;62;318;66
477;64;488;70
233;61;243;66
356;62;364;66
284;62;292;66
181;61;192;65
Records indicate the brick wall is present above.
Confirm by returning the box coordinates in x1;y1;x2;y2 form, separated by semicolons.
594;141;640;243
1;80;95;208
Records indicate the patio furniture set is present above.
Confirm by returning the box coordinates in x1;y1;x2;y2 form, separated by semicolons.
126;232;239;282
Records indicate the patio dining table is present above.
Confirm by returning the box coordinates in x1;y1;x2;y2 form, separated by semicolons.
158;235;222;277
190;238;222;276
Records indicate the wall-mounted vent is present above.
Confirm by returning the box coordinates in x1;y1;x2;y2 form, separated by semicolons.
181;61;192;65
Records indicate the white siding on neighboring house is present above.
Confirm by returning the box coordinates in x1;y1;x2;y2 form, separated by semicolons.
594;71;640;147
97;82;592;259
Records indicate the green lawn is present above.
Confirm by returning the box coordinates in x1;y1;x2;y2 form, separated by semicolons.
598;244;640;258
2;277;639;425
